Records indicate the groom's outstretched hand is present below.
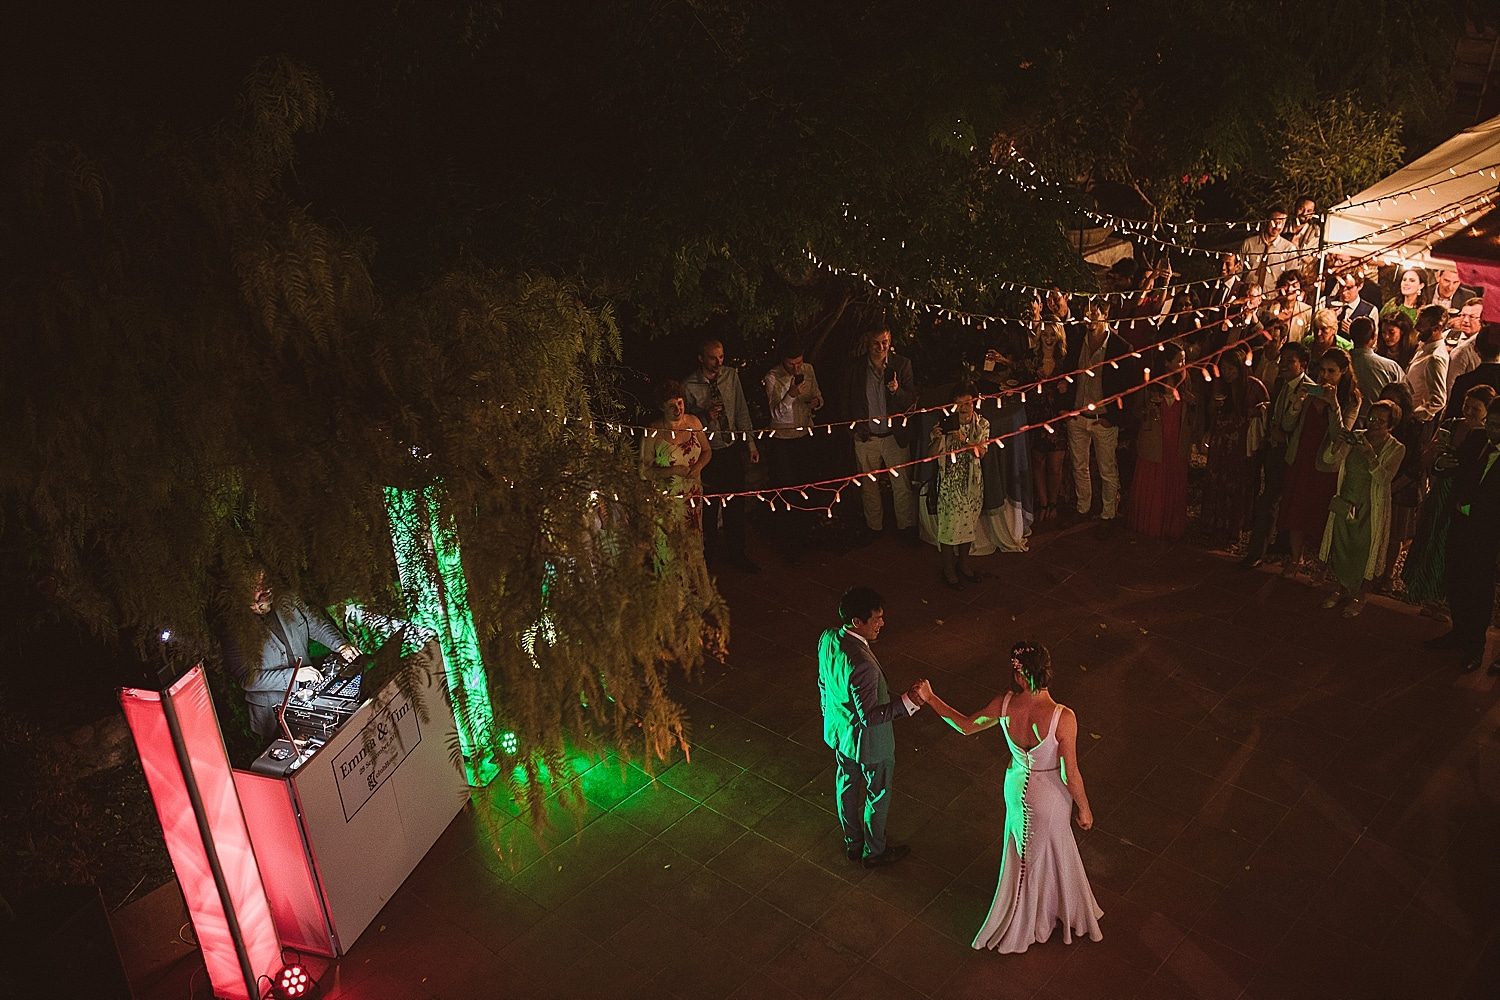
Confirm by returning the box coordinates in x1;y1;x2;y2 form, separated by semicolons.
906;680;927;706
916;678;934;703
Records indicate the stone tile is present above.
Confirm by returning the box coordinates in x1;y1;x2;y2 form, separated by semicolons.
706;830;801;891
761;932;863;999
1160;817;1259;885
811;886;913;958
657;804;749;863
1075;829;1156;895
1095;790;1194;855
715;895;807;965
914;879;994;946
1123;857;1225;925
656;747;744;801
856;853;950;918
829;964;934;1000
1146;931;1259;1000
1196;782;1289;844
871;915;977;993
704;770;792;826
610;779;699;836
757;856;850;925
753;790;838;855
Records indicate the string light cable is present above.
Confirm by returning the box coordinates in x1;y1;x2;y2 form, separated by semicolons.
497;188;1485;449
817;185;1497;327
694;325;1273;515
996;145;1500;234
690;201;1485;511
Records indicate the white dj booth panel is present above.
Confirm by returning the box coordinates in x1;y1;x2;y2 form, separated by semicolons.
235;642;468;957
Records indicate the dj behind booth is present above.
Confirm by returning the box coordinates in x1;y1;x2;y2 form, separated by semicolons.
215;574;467;957
223;572;361;740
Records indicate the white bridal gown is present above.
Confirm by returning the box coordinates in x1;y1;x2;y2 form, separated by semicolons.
973;696;1104;953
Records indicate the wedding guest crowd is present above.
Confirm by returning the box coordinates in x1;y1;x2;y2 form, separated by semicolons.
636;242;1496;672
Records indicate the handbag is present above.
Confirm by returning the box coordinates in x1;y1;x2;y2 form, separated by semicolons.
1329;495;1360;520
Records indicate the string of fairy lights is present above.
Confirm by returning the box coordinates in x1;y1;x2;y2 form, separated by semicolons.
494;184;1487;457
680;194;1487;509
828;206;1236;303
813;186;1496;330
476;182;1487;515
689;326;1267;516
995;145;1500;234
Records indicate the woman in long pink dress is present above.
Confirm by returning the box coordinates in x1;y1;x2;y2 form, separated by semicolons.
1277;348;1360;575
1127;343;1198;539
920;643;1102;954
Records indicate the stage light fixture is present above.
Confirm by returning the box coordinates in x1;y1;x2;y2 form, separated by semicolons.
269;962;318;999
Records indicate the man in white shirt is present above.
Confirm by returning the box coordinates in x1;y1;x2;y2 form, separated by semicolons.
763;345;826;547
1285;196;1322;254
1403;305;1451;422
1238;208;1300;292
684;338;761;571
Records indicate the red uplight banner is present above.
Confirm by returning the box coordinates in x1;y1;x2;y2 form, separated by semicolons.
120;666;283;1000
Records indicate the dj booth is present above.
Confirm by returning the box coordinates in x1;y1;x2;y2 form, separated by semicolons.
231;639;467;957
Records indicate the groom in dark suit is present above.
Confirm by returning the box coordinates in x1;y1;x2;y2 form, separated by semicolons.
818;586;925;867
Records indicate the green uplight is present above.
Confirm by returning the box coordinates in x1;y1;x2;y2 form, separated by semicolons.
501;730;519;756
386;485;500;786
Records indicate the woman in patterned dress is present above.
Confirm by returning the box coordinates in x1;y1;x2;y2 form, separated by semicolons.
931;382;989;589
639;379;711;530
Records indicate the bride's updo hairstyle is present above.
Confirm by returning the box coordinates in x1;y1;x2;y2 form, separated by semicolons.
1011;641;1052;691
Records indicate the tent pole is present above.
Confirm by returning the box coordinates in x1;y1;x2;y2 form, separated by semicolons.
1314;210;1329;302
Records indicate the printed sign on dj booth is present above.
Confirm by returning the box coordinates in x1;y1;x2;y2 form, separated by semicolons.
332;690;422;822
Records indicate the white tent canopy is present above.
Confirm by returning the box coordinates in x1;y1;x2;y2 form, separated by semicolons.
1324;112;1500;265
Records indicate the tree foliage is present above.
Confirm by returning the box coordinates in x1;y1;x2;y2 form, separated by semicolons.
1;55;724;824
2;0;1485;832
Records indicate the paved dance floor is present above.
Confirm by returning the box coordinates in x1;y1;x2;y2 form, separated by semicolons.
136;520;1500;999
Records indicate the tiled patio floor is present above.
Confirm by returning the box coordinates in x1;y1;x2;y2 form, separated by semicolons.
134;519;1500;999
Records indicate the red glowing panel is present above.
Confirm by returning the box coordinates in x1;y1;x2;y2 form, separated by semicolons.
120;666;283;1000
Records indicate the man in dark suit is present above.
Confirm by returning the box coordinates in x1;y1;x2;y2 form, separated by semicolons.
840;327;919;540
1443;325;1500;422
224;571;359;737
1323;272;1380;342
1429;404;1500;674
817;586;925;866
1426;267;1475;314
1060;304;1133;520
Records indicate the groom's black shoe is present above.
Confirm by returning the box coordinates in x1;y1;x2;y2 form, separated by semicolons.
845;843;864;862
862;844;910;868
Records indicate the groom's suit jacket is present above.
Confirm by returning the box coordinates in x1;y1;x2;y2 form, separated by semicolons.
818;626;913;764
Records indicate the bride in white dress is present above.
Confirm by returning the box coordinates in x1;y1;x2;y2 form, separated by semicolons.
919;642;1103;953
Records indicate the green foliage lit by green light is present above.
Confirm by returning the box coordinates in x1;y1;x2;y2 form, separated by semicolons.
386;484;499;785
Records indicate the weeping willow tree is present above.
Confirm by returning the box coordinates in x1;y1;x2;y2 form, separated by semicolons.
0;57;726;827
